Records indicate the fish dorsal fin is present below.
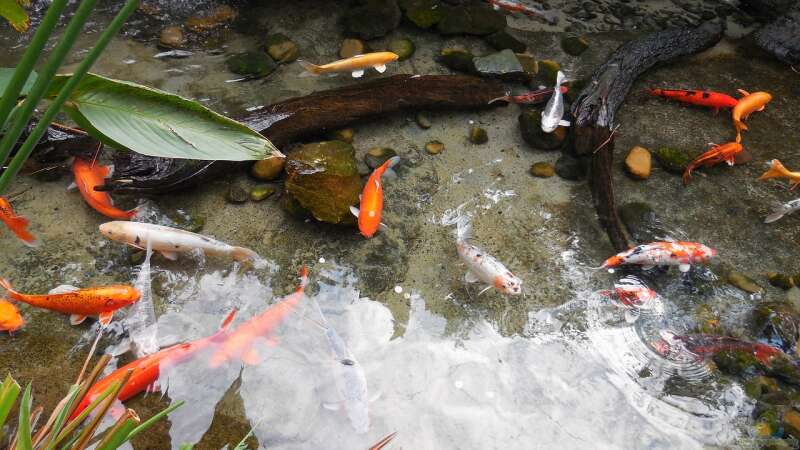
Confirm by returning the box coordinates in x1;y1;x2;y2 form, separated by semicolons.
49;284;80;295
70;314;88;325
374;64;387;73
465;270;480;284
351;69;365;78
98;311;114;326
737;89;751;97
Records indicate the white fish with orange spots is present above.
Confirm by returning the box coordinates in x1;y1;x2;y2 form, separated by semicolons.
455;217;522;295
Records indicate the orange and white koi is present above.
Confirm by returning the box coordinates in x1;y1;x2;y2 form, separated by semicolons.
0;278;140;326
456;218;522;295
71;158;137;220
486;0;558;24
298;52;399;78
600;241;716;273
599;275;663;322
0;196;38;247
350;156;400;238
682;141;751;185
732;89;772;140
0;299;24;333
758;159;800;190
72;309;237;418
209;266;308;368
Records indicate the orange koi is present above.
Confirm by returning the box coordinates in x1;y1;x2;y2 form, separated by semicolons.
350;156;400;238
0;278;140;326
72;309;237;418
732;89;772;140
759;159;800;190
0;196;38;247
682;141;751;185
209;266;308;368
299;52;399;78
648;88;739;112
0;299;24;333
71;158;137;220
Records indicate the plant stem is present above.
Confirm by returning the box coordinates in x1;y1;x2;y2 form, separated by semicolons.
0;0;140;195
0;0;99;177
0;0;69;130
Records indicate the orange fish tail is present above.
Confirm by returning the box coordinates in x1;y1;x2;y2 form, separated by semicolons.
0;278;22;301
734;119;748;135
682;163;695;185
759;159;790;181
3;215;38;247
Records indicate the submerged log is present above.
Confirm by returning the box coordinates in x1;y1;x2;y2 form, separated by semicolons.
98;75;506;195
570;21;724;252
754;4;800;66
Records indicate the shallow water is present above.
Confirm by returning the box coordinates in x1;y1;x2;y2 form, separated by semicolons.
1;0;798;448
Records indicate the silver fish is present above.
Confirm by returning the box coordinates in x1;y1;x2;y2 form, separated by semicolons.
456;217;522;295
765;198;800;223
541;70;570;133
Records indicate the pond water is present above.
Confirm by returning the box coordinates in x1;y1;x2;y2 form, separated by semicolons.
1;0;799;449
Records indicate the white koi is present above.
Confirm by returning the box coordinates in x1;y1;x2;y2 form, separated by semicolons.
765;198;800;223
541;70;570;133
456;217;522;295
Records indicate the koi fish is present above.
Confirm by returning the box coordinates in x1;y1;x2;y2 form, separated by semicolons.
765;198;800;223
488;86;567;105
99;221;263;265
368;432;398;450
209;266;308;368
659;331;783;366
758;159;800;190
0;299;24;333
600;241;716;273
682;141;751;185
647;88;738;113
599;275;663;322
71;158;137;220
0;278;140;326
0;196;38;247
732;89;772;140
312;298;371;434
298;52;399;78
128;240;158;356
350;156;400;238
456;218;522;295
72;309;238;418
541;70;570;133
485;0;558;24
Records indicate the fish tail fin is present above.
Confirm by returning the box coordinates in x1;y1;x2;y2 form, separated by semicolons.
556;70;566;86
765;207;789;223
0;278;21;300
682;163;695;186
298;60;323;77
759;159;791;181
380;156;401;180
6;216;39;247
647;87;661;97
455;215;473;242
734;119;748;134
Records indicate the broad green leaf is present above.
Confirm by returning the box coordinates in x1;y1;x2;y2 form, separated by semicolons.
17;383;33;450
0;68;37;100
47;72;281;161
0;374;21;431
0;0;29;32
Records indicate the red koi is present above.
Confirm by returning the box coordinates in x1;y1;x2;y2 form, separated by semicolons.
0;196;38;247
485;0;558;24
668;333;783;366
648;88;739;113
682;141;751;185
489;86;567;105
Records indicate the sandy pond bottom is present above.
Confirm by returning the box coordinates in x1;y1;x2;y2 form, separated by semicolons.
2;1;800;449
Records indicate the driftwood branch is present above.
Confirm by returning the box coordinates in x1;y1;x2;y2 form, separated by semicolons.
570;21;724;252
99;75;506;195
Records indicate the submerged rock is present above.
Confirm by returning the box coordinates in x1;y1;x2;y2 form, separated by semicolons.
226;52;277;78
327;128;354;144
625;146;651;180
694;304;722;335
618;202;666;243
515;54;538;77
537;59;561;84
438;47;475;73
226;185;248;204
402;0;444;29
415;111;432;129
485;30;526;53
340;38;366;58
264;33;299;63
555;154;587;181
364;147;398;170
250;185;275;202
284;141;361;225
437;4;506;35
654;147;693;174
343;0;402;39
388;38;415;60
159;25;186;49
518;110;567;150
251;157;285;181
530;162;555;178
769;273;795;290
469;127;488;144
726;270;764;294
753;301;800;351
561;35;589;56
783;410;800;439
425;140;444;154
745;376;781;400
473;49;528;82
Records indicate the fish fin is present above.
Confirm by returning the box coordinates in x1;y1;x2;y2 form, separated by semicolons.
678;264;691;273
98;311;114;326
66;182;78;191
297;60;322;76
640;265;655;271
456;216;473;242
382;168;398;181
350;206;361;218
358;194;362;201
558;119;571;127
242;348;261;365
465;270;480;284
734;149;753;164
159;250;178;261
322;402;342;411
624;309;640;324
737;89;751;97
759;159;790;181
230;246;259;263
477;285;493;296
373;64;387;73
351;69;365;78
764;210;787;223
49;284;80;294
5;216;39;247
70;314;88;325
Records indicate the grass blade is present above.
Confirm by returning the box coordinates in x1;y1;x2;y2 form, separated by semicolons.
124;400;184;442
95;408;139;450
71;369;133;450
0;374;21;432
15;383;33;450
37;384;81;450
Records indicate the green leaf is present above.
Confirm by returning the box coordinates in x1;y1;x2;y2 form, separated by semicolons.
48;72;281;161
0;374;21;432
0;0;30;32
124;400;184;442
17;383;33;450
0;68;37;100
42;384;81;450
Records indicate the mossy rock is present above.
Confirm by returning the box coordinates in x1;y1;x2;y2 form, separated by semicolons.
251;157;285;181
654;147;695;174
745;375;781;399
537;59;561;84
515;54;538;77
530;162;555;178
561;35;589;56
342;0;402;39
713;348;762;376
518;109;567;150
726;270;763;294
436;4;506;36
284;141;361;225
469;127;488;144
555;154;588;181
753;301;800;351
769;273;796;290
402;0;443;28
388;38;415;60
438;48;475;73
264;33;299;63
225;52;277;78
694;304;722;335
485;29;526;53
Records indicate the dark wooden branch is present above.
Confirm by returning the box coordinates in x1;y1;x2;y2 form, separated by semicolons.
99;75;506;195
570;21;724;252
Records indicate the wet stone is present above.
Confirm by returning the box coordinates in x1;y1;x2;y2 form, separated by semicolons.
694;304;721;335
340;38;366;59
625;146;651;180
437;4;506;35
438;47;475;73
618;202;666;244
159;25;186;49
327;128;354;144
388;38;415;61
727;271;763;294
250;186;275;202
364;147;398;170
769;273;795;290
425;140;444;155
530;161;555;178
518;110;567;150
343;0;402;39
561;35;589;56
251;157;285;181
537;59;561;85
226;185;248;204
415;111;432;129
469;127;488;144
264;33;299;63
515;54;538;77
753;301;800;351
555;154;587;181
654;147;693;174
485;30;526;53
402;0;444;29
473;49;529;82
226;52;277;78
783;410;800;439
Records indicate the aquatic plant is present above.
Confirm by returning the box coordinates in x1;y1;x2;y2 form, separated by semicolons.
0;355;182;450
0;0;29;32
